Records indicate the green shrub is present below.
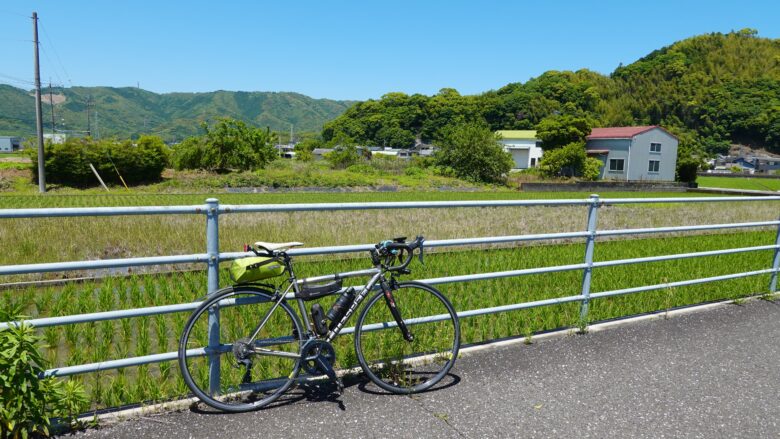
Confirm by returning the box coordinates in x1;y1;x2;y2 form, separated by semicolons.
404;166;425;177
325;146;360;169
538;142;587;178
677;157;700;183
434;123;513;184
0;323;89;438
346;163;376;175
171;118;278;172
582;157;603;181
29;136;168;188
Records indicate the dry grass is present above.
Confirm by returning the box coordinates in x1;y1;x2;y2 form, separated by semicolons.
0;200;776;272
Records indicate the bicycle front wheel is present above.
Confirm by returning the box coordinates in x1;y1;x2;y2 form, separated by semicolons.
178;286;304;412
354;281;460;394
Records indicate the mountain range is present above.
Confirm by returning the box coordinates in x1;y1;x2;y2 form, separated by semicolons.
0;85;354;141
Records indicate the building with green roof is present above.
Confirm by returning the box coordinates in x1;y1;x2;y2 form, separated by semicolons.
496;130;543;169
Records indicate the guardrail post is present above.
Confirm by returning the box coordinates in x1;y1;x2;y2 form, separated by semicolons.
579;194;600;330
205;198;220;396
769;216;780;293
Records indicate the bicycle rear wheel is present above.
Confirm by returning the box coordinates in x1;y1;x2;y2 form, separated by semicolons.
178;286;304;412
354;281;460;394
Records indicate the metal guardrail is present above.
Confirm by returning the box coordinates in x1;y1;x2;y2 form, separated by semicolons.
1;195;780;385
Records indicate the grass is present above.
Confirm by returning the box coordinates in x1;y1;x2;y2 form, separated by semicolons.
698;176;780;192
1;229;778;409
0;192;770;271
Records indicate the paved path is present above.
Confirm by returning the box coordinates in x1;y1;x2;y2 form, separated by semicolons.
70;300;780;438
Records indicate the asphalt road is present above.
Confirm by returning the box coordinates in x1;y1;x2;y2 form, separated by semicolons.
68;300;780;438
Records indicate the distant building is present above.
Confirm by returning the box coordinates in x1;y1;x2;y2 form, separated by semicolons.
753;156;780;174
371;147;415;159
0;136;21;153
43;133;67;144
496;130;543;169
312;148;333;161
586;126;679;182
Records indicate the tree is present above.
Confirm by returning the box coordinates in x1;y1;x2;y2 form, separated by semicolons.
535;115;592;150
171;118;278;171
434;123;513;184
538;141;600;179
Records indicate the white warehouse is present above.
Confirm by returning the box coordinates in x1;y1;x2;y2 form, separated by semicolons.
496;130;543;170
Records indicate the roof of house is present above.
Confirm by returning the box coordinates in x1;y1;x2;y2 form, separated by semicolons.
496;130;537;140
587;126;677;140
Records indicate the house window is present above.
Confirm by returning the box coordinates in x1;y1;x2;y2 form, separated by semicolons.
650;142;661;153
609;159;625;172
648;160;660;173
530;158;536;167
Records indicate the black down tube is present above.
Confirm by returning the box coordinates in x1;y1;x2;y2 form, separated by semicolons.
380;278;414;342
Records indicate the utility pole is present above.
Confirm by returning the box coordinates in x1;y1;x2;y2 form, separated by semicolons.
86;95;92;137
48;80;56;134
32;11;46;193
289;123;294;145
94;110;99;139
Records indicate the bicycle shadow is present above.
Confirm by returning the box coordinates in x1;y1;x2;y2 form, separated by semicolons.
188;372;460;414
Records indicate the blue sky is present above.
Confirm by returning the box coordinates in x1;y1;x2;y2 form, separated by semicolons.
1;1;778;100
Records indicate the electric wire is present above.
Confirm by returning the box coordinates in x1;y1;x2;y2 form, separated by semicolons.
39;21;73;87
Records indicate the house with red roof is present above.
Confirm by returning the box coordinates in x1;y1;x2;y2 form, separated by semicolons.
585;126;679;181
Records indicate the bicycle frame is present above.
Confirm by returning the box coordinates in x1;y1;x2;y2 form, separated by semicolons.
245;253;388;355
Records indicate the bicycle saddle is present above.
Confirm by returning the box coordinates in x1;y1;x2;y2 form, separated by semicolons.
253;241;304;252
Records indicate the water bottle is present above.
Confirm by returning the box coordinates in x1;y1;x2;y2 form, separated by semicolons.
326;287;355;330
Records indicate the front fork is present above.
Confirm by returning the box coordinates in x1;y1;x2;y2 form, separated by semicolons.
381;277;414;342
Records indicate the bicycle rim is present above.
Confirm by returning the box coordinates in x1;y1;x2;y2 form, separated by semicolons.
354;281;460;394
178;287;303;412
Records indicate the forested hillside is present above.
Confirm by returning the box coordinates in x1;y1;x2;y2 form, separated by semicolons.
323;30;780;155
0;85;353;141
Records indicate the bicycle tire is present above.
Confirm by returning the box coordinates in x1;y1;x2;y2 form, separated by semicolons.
178;286;304;412
354;281;460;394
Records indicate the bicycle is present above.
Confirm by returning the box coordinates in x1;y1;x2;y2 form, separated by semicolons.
178;236;460;412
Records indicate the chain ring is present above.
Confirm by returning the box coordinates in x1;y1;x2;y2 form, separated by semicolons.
301;340;336;375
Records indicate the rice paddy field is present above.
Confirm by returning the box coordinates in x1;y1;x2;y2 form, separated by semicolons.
1;190;780;409
698;175;780;192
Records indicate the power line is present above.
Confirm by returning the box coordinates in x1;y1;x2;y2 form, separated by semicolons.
38;20;73;87
38;45;66;88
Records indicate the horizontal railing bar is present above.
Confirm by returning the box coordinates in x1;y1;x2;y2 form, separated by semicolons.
0;254;209;276
590;268;776;300
219;199;594;213
592;245;780;269
419;263;588;285
42;348;205;377
601;196;780;205
0;302;203;330
3;196;779;221
0;205;206;219
220;231;592;261
340;293;585;335
597;220;780;237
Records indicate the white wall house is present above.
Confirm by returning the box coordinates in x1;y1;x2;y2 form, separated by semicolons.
496;130;543;169
586;126;679;182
